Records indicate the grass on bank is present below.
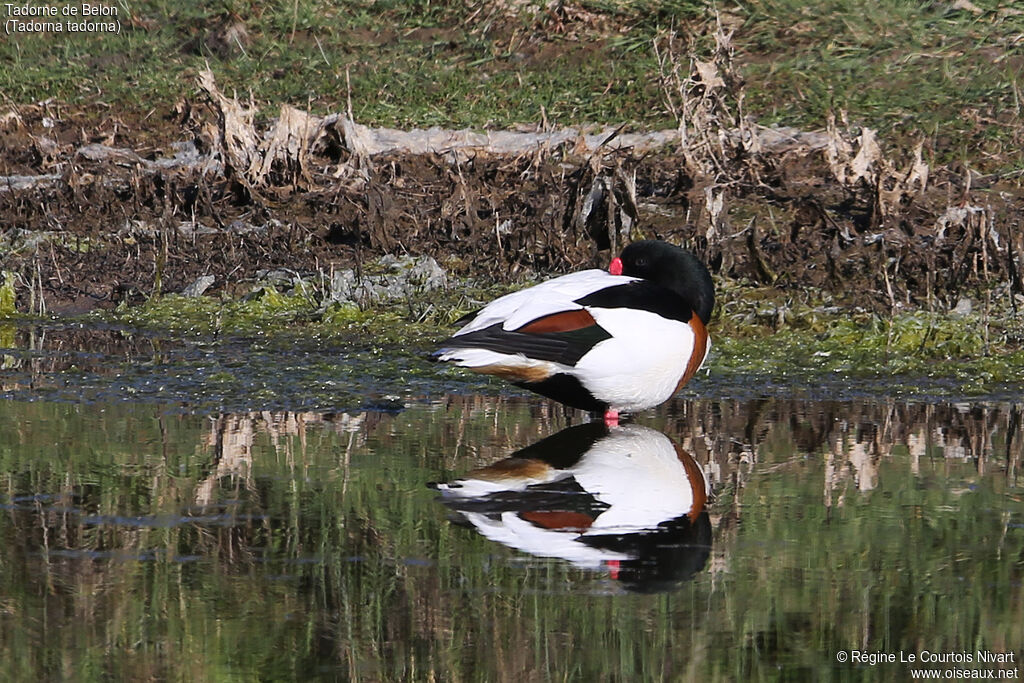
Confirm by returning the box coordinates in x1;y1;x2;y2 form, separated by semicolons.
1;0;1021;171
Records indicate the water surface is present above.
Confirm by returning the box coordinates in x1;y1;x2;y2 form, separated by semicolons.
0;324;1021;680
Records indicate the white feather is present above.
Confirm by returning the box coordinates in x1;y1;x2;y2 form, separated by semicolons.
574;424;704;533
458;512;631;569
572;308;696;412
453;269;638;334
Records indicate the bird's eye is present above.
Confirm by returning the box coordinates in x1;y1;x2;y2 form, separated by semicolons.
634;257;648;267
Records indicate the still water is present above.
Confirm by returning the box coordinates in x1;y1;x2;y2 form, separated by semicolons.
1;325;1022;680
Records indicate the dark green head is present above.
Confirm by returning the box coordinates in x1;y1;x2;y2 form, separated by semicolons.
619;240;715;325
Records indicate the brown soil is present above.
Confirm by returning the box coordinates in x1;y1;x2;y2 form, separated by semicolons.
2;100;1023;317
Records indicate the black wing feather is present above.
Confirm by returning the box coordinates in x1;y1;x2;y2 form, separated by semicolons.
439;322;612;366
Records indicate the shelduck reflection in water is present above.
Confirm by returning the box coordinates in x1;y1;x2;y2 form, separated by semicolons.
431;423;712;593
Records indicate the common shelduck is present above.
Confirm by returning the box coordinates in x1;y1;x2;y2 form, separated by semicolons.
434;240;714;422
431;423;712;591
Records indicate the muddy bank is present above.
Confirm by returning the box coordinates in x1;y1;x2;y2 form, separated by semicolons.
3;317;1023;412
2;82;1023;318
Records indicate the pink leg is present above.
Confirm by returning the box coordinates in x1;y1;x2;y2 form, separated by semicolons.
607;559;621;580
603;409;619;427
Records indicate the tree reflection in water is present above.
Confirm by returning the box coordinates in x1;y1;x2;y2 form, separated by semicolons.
0;397;1020;680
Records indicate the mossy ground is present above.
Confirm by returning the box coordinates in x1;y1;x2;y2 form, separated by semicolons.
710;277;1024;395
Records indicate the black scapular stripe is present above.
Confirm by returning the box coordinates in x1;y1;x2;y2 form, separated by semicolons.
575;281;693;324
439;321;612;367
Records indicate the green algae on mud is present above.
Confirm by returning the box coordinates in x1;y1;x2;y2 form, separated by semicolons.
710;286;1024;398
73;271;1024;405
0;317;435;413
0;268;509;411
7;247;1024;407
95;261;529;350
